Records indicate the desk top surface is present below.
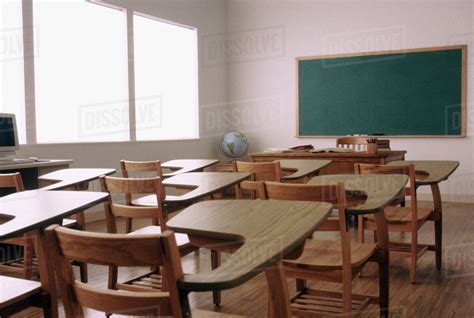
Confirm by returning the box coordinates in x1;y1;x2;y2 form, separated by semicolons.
167;199;332;291
279;159;331;180
309;174;408;214
0;159;73;171
0;190;108;240
250;150;406;159
39;168;116;190
162;159;219;177
133;172;250;206
388;160;460;185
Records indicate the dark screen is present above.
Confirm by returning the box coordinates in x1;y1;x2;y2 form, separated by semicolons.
0;117;16;147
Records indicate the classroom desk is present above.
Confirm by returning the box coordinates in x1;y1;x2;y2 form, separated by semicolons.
309;174;409;314
39;168;116;191
388;160;460;269
250;150;406;175
0;190;109;318
167;199;333;315
162;159;219;177
132;172;251;207
279;159;331;181
308;174;409;214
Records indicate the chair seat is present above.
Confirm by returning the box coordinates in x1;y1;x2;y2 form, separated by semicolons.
365;206;433;224
284;239;377;270
127;225;190;247
0;276;41;309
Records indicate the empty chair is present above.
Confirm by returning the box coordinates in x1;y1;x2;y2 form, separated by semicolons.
120;159;163;232
355;163;436;283
45;226;290;318
232;160;281;199
99;175;195;292
258;181;386;317
45;225;248;317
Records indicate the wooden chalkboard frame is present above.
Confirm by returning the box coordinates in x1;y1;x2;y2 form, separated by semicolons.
296;45;467;138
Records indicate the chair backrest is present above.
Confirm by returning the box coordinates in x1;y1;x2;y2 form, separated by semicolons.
336;137;368;151
259;181;351;274
233;160;281;182
45;225;184;317
0;173;24;192
355;163;417;222
232;161;282;199
120;160;163;178
99;176;167;233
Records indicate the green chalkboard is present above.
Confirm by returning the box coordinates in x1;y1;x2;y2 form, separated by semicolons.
297;45;466;137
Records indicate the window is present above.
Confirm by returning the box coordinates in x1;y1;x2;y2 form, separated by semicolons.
33;0;129;143
0;0;26;144
133;14;198;140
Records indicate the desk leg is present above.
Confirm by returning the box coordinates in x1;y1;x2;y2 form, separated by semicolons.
431;183;443;270
31;229;59;318
373;212;389;318
179;290;191;318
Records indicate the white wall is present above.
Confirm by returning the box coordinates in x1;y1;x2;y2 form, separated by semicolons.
226;0;474;198
19;0;229;176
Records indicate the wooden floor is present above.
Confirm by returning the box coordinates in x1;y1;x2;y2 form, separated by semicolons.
9;201;474;317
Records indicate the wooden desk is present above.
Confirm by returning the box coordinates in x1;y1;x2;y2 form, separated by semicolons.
309;174;409;214
162;159;219;177
0;159;73;190
132;172;251;207
279;159;331;181
167;200;332;314
250;150;406;175
39;168;116;191
0;190;109;318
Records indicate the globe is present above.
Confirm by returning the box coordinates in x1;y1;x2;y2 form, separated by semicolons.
219;131;249;158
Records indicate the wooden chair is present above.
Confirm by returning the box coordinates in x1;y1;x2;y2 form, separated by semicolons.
99;175;195;292
120;159;163;233
336;137;368;151
258;181;386;317
232;161;281;199
45;225;248;317
355;163;435;284
0;173;88;282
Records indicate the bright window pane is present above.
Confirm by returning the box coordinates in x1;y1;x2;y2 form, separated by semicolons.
0;0;26;144
134;15;198;140
33;0;129;143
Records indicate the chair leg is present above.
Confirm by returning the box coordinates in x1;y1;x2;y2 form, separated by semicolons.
410;231;418;284
79;262;88;283
23;238;34;279
435;214;442;270
211;250;221;306
357;216;365;243
378;252;389;318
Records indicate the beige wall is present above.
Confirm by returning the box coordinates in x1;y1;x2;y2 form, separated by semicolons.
225;0;474;199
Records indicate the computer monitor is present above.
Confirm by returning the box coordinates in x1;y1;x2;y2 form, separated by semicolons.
0;113;19;157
